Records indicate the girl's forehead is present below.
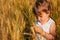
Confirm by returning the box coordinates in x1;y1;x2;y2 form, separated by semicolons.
36;6;48;12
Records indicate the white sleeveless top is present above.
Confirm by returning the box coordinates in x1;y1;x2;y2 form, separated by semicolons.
35;18;55;40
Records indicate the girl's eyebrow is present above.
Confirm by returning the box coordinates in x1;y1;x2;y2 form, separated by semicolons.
42;9;48;11
38;11;41;13
37;9;48;12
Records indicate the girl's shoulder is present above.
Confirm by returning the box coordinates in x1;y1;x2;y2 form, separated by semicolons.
49;18;55;24
49;18;56;28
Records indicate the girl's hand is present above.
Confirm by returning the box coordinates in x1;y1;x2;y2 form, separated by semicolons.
30;26;36;39
31;33;36;39
34;26;43;34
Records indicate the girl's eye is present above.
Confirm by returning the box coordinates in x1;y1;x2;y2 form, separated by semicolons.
37;12;42;15
42;9;48;12
43;9;47;12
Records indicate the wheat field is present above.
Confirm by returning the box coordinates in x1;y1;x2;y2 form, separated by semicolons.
0;0;60;40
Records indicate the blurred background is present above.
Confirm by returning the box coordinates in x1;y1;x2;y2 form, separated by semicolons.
0;0;60;40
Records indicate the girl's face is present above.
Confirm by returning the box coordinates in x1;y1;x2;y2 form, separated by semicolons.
36;7;50;21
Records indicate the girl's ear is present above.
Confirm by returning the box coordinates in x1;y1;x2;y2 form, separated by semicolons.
47;10;50;16
47;10;50;14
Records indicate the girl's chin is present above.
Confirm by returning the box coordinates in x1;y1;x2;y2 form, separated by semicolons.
40;18;45;20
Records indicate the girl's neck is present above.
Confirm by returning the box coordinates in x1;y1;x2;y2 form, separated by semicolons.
38;17;50;24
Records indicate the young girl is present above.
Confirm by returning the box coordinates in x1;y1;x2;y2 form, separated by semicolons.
31;0;56;40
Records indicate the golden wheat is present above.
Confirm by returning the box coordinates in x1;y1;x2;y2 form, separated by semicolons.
0;0;60;40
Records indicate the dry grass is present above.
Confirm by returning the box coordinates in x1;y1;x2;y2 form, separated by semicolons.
0;0;60;40
0;0;25;40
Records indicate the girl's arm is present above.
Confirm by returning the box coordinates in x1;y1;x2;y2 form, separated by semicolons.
43;22;56;40
34;22;56;40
